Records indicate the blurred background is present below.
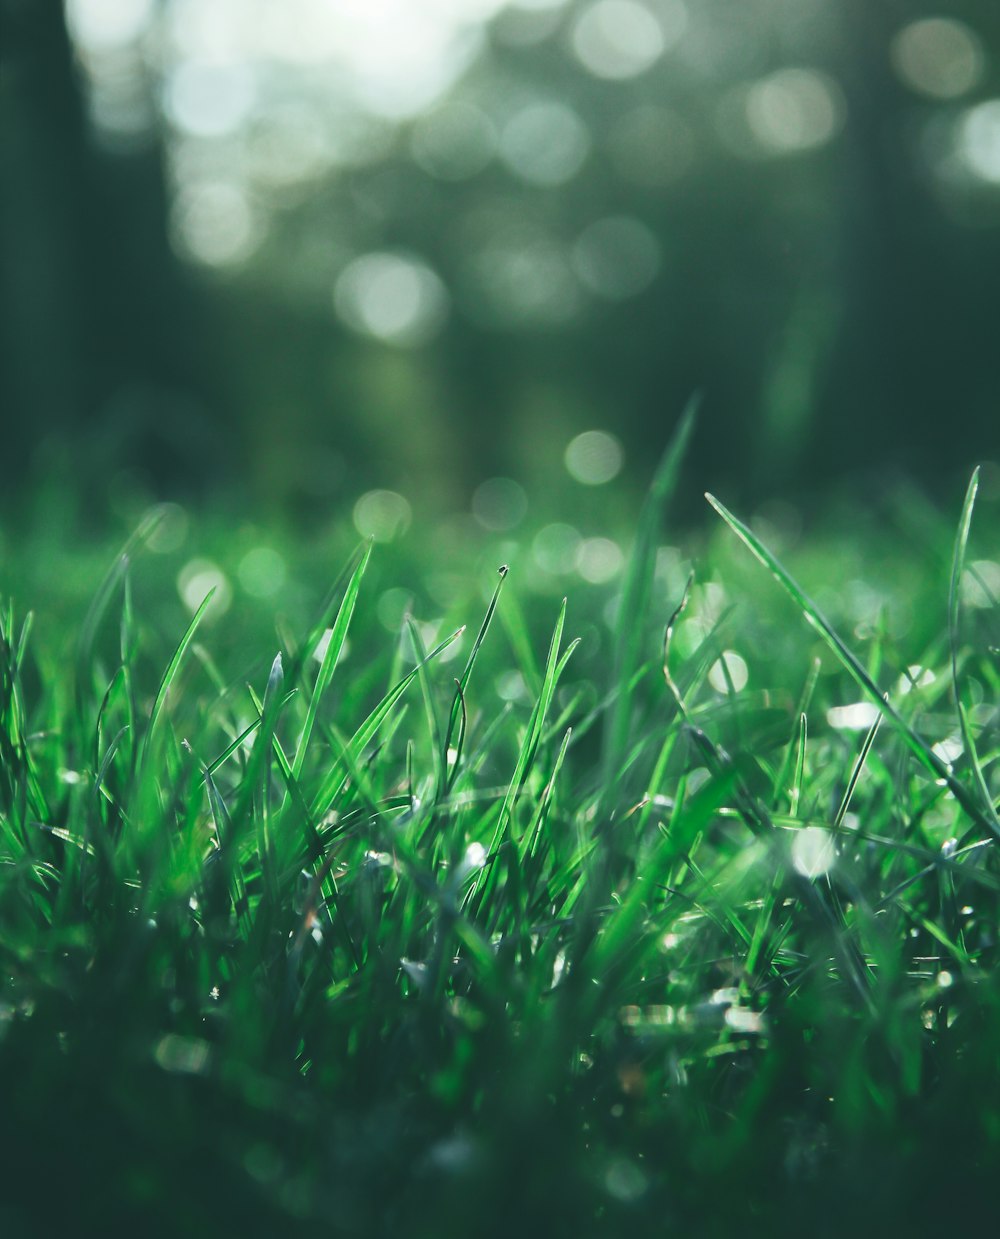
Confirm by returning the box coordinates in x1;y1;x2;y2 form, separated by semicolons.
3;0;1000;534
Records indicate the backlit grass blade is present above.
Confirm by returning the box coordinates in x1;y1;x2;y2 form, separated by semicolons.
791;712;807;817
292;540;371;782
141;587;216;769
948;467;999;833
602;397;697;794
706;491;995;835
310;625;465;819
524;725;572;861
770;656;820;807
204;691;298;777
441;564;508;796
406;615;448;798
288;539;372;685
470;599;579;907
12;610;33;677
204;764;250;938
834;700;884;831
75;507;163;718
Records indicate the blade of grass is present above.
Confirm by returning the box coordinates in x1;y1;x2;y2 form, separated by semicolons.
141;587;216;770
291;540;371;782
948;467;999;834
405;616;447;801
469;599;579;910
310;625;465;820
441;564;508;796
602;397;698;797
706;491;997;837
833;700;884;832
76;507;163;720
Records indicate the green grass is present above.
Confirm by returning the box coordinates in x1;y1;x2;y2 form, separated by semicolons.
2;466;1000;1238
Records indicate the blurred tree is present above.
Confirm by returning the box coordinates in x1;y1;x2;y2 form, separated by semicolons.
0;0;219;509
4;0;1000;518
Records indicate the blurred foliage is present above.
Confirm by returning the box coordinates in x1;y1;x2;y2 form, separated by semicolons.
3;0;1000;520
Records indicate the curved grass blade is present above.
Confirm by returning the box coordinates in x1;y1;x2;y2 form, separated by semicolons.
442;564;507;796
948;467;999;834
770;656;820;807
141;587;216;769
706;491;996;836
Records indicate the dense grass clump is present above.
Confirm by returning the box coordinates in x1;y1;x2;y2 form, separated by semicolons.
2;453;1000;1236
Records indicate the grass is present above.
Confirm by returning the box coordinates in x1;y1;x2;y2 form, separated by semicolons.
2;457;1000;1238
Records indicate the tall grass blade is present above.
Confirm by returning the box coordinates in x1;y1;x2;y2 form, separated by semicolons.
442;564;507;795
602;397;697;794
948;467;999;833
292;541;371;781
706;491;995;835
141;587;216;769
834;701;883;831
75;507;163;717
310;625;465;819
471;599;578;906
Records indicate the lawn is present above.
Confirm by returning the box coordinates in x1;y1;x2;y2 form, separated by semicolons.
2;421;999;1237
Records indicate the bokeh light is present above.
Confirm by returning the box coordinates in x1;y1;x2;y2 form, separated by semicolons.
334;252;449;346
353;489;412;542
532;522;582;574
238;546;287;598
499;102;590;186
170;181;261;267
708;650;748;694
576;536;624;583
177;559;232;617
891;18;985;101
564;430;624;485
826;703;881;731
65;0;155;52
791;827;836;880
472;477;529;530
411;102;497;180
572;216;662;300
570;1;681;81
743;68;844;156
163;61;256;139
957;101;1000;184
